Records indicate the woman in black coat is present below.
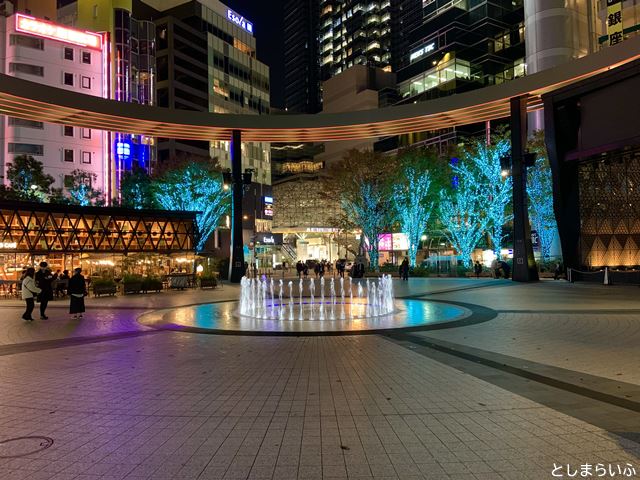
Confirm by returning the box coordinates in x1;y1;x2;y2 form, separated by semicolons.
68;268;87;319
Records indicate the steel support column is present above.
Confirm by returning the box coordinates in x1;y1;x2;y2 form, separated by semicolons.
510;96;539;282
229;129;245;283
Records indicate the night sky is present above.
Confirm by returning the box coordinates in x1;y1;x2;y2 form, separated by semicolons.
223;0;285;109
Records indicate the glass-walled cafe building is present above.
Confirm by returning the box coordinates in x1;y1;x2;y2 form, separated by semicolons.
0;201;197;281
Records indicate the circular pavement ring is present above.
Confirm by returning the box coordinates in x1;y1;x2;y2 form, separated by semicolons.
0;436;54;458
137;298;497;336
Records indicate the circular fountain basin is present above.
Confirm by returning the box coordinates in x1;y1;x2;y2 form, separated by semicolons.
138;298;472;335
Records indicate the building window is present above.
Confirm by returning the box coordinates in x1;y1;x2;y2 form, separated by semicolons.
82;151;91;164
64;73;74;86
9;34;44;50
9;63;44;76
64;149;74;162
64;126;74;137
64;47;74;60
81;128;91;139
81;76;91;89
82;51;91;64
8;143;44;155
8;117;43;129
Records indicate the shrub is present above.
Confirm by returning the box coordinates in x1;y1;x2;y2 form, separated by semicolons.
141;276;163;292
92;278;117;289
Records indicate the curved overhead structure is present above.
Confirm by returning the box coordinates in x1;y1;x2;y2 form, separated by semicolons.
0;37;639;142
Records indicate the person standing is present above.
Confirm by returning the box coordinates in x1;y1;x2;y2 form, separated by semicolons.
35;261;54;320
21;267;41;321
554;262;562;280
474;261;483;279
400;257;410;281
68;267;87;319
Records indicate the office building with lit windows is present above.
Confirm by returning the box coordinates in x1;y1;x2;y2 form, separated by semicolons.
0;11;110;196
319;0;393;81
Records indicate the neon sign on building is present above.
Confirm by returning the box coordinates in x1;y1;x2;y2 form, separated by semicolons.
15;14;103;50
226;9;254;34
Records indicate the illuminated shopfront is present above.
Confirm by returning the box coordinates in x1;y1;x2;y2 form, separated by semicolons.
0;201;196;280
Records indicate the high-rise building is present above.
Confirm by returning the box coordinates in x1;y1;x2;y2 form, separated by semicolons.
135;0;272;249
390;0;421;73
58;0;157;195
0;12;110;196
283;0;320;114
319;0;393;81
135;0;270;184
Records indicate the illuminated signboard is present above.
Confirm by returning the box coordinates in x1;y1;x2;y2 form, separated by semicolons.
0;242;18;249
378;233;409;251
227;9;254;34
263;196;273;217
255;232;282;245
16;14;102;50
409;41;436;63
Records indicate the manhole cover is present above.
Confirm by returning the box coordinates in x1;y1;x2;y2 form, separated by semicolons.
0;436;54;458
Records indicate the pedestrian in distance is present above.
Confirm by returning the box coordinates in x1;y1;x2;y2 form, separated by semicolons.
553;262;562;280
68;267;87;319
491;258;499;278
499;260;511;279
474;261;483;279
35;261;54;319
21;267;41;322
296;260;303;279
400;257;410;281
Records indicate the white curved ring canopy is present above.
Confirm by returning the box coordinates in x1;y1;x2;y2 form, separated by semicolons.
0;37;638;142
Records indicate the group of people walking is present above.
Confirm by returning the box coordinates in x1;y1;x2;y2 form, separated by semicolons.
20;262;87;321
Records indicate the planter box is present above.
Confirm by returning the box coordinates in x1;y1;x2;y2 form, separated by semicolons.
200;278;218;289
123;282;142;294
141;280;163;293
93;284;117;297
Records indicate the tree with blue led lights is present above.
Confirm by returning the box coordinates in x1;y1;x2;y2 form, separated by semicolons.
438;158;491;268
65;170;105;206
119;167;156;209
154;162;230;252
462;134;513;258
527;130;557;261
392;148;440;267
326;150;395;271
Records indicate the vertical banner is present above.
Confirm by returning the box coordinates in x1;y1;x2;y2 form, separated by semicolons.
607;0;623;46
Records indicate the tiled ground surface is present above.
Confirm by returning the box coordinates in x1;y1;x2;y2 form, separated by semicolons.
0;334;638;480
1;279;639;479
415;312;640;385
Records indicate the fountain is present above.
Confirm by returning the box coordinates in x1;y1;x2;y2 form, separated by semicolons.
239;275;396;320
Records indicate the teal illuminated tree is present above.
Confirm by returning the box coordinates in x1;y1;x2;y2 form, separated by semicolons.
341;181;388;270
439;159;490;268
66;170;105;206
6;155;54;201
528;130;557;261
154;162;230;252
325;150;395;271
392;149;439;267
120;166;156;209
462;135;512;258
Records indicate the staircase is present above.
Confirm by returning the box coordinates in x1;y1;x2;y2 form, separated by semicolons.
281;243;297;263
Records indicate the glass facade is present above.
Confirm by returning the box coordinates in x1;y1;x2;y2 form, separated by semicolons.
399;57;471;98
113;9;156;189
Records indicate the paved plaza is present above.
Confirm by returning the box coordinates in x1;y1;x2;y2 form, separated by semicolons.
0;278;639;479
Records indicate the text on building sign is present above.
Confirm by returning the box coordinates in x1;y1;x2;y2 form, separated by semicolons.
410;42;436;62
227;9;254;34
16;14;102;50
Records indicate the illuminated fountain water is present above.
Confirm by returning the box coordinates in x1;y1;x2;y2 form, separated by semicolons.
239;275;395;320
